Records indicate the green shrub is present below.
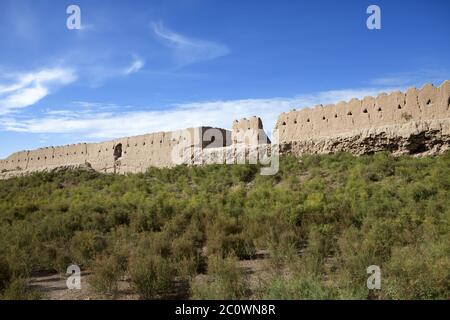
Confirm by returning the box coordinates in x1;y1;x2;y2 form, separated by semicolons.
261;275;336;300
129;253;173;299
90;254;127;297
206;217;256;259
1;278;41;300
0;153;449;300
70;230;107;266
382;243;450;299
191;254;250;299
0;256;11;291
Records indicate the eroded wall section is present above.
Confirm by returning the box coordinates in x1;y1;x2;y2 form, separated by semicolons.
275;81;450;143
0;127;231;176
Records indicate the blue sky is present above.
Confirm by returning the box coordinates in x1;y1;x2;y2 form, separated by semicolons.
0;0;449;158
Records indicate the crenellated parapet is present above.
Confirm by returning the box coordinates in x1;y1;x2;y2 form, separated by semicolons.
232;116;270;145
275;81;450;143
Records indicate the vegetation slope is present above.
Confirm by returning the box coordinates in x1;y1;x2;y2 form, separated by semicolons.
0;153;449;299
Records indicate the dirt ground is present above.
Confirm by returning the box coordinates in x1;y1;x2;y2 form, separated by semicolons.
28;271;139;300
27;250;271;300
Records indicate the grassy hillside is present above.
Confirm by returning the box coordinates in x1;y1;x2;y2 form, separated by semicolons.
0;152;449;299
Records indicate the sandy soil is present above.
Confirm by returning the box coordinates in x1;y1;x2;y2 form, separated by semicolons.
28;271;139;300
27;250;271;300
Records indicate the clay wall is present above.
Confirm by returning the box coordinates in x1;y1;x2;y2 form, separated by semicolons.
275;81;450;143
1;81;449;178
0;127;232;176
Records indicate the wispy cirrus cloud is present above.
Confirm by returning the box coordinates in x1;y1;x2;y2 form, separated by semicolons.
0;85;404;140
124;56;145;75
0;67;77;115
75;53;146;87
151;21;229;66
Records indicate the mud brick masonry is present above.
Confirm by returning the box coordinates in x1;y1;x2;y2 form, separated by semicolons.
1;81;449;179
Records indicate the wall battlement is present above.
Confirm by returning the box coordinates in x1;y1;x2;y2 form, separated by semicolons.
232;116;270;145
275;81;450;156
0;127;231;177
275;81;450;142
1;81;449;178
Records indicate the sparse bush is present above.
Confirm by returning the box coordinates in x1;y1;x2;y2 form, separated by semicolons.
70;230;107;267
382;243;450;299
191;254;250;299
0;257;11;292
1;278;41;300
0;153;449;300
261;275;336;300
90;254;127;297
206;216;256;259
129;253;173;299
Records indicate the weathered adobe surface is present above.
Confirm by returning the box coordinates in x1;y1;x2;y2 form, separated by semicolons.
195;116;271;165
280;119;450;156
276;81;450;156
0;127;231;178
0;81;449;179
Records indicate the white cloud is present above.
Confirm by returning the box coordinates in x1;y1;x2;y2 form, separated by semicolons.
124;56;145;75
0;86;404;141
0;67;77;114
152;22;229;66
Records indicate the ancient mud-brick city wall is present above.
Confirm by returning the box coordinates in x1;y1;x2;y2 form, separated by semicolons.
0;127;230;177
198;116;271;166
275;81;450;155
276;81;450;141
0;81;449;178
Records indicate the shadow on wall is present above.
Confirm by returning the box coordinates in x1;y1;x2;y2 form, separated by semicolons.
114;144;122;161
